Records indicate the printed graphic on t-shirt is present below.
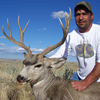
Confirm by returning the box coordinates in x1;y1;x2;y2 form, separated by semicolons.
75;40;94;58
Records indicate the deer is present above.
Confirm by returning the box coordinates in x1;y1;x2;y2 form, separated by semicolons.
2;8;100;100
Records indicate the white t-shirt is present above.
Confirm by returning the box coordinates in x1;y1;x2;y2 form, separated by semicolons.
50;24;100;82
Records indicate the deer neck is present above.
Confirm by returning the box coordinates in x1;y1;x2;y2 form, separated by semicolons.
32;70;56;99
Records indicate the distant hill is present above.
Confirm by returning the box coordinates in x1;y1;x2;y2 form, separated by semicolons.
0;58;78;70
0;58;23;62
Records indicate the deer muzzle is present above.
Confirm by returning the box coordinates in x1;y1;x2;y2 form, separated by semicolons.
17;75;24;84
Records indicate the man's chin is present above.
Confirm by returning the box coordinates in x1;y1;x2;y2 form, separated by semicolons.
78;25;85;29
78;26;87;32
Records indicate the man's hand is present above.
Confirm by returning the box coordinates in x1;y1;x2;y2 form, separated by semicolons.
71;80;88;91
71;63;100;91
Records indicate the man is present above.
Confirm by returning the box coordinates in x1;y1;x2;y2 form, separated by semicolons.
50;1;100;91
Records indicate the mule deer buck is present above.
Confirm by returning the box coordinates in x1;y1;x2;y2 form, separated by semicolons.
2;8;100;100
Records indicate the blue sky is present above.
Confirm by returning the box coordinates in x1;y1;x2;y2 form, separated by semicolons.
0;0;100;62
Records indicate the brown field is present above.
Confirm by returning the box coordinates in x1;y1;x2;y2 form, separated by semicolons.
0;59;78;100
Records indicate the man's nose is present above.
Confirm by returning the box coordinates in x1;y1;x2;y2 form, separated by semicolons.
79;14;83;20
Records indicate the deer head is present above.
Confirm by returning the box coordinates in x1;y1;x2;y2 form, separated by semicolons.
2;8;71;85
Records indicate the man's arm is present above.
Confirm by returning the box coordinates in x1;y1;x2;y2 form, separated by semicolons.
50;38;72;58
71;62;100;91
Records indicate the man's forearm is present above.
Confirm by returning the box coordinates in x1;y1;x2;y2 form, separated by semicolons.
84;62;100;86
71;62;100;91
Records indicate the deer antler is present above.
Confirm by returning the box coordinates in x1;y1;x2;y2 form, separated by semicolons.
38;8;71;58
2;16;32;57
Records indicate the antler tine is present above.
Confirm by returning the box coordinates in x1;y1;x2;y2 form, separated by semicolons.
65;7;71;33
39;8;71;58
7;19;12;37
2;17;32;56
18;16;30;43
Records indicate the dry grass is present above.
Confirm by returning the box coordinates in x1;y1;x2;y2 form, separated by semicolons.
0;83;35;100
52;61;79;79
0;60;22;83
0;59;78;100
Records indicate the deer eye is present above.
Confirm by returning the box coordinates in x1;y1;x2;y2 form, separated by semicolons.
35;64;42;68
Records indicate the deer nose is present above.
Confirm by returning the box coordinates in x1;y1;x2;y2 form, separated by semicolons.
17;75;24;82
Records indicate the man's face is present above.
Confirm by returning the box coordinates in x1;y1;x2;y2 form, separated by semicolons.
75;7;94;33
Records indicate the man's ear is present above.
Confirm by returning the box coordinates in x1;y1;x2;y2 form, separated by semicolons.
50;58;67;69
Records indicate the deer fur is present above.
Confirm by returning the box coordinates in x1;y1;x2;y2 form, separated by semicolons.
17;55;100;100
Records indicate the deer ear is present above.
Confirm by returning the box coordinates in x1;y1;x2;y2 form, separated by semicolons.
50;58;66;69
23;52;27;58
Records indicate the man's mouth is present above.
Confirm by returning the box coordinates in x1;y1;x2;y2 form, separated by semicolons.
79;21;85;25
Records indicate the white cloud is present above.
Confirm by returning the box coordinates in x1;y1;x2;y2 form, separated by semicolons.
0;46;43;54
43;28;46;30
97;22;100;24
69;52;75;57
0;46;57;58
46;50;55;56
0;45;75;57
0;36;6;39
31;48;43;52
0;43;5;46
38;29;41;31
51;11;69;19
38;28;46;31
39;41;42;43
